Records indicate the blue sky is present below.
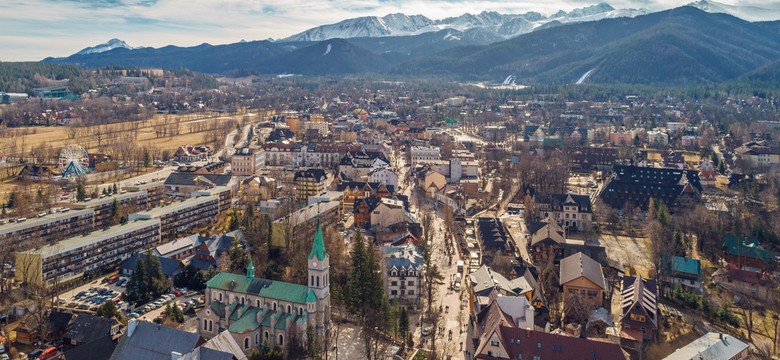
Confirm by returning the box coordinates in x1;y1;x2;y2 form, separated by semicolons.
0;0;778;61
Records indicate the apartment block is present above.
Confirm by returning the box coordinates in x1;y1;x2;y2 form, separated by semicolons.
0;209;95;249
410;146;441;166
125;181;166;208
16;219;161;286
231;148;264;176
66;191;149;228
129;195;219;239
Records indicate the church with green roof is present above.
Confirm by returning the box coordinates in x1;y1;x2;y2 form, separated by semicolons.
197;219;330;355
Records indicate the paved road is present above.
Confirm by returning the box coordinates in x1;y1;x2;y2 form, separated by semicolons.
396;150;468;359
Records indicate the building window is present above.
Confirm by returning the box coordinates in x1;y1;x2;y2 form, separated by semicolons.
408;281;414;286
278;334;284;347
244;337;250;349
273;303;277;311
203;319;208;331
316;276;320;287
490;340;499;346
287;305;292;314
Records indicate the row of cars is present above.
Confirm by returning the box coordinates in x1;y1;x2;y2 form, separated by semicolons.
126;287;204;321
65;286;123;313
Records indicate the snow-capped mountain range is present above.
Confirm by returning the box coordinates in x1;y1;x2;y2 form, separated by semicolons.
75;38;136;55
686;0;780;22
282;3;648;42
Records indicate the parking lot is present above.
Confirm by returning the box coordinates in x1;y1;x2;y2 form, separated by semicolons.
56;274;204;324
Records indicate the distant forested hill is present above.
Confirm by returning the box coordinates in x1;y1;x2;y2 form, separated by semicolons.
0;62;85;94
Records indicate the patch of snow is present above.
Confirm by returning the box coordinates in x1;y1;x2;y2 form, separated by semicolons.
76;38;135;55
576;68;596;84
323;43;332;56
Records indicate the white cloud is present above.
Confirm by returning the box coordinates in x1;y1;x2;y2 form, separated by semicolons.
0;0;778;61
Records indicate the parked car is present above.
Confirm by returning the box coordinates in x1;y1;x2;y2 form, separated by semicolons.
27;349;43;359
39;347;58;359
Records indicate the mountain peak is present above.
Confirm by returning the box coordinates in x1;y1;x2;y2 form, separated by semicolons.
282;3;646;43
76;38;134;55
686;0;780;21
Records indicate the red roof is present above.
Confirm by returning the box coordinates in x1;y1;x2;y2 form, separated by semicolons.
476;326;628;360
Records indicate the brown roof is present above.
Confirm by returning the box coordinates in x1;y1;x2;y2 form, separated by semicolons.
559;252;606;290
476;326;628;360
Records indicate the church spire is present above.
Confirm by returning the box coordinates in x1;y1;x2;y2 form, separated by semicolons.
247;256;255;279
309;215;328;261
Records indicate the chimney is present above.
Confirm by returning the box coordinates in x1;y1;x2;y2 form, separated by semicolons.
171;351;182;360
127;319;138;337
719;333;723;340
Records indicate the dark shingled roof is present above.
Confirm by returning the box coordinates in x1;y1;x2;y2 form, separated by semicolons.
598;165;702;209
294;168;327;182
65;313;118;345
534;193;592;212
109;321;203;360
119;253;184;277
64;335;116;360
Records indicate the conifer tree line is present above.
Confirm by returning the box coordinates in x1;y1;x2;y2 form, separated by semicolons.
123;251;168;305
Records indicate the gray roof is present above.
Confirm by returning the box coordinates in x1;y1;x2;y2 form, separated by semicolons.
129;195;218;220
0;208;94;235
661;332;748;360
530;219;565;246
109;320;202;360
383;244;424;274
559;252;606;290
164;172;233;187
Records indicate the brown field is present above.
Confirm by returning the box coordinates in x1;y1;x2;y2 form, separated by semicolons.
0;111;266;155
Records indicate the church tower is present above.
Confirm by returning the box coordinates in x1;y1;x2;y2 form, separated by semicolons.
307;217;330;335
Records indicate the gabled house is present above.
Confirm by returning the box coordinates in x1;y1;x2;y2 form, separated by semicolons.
559;252;606;319
371;198;408;230
468;296;535;359
528;219;604;265
119;253;184;283
660;255;703;293
533;193;593;232
338;181;394;212
64;313;123;346
416;167;446;196
620;276;659;343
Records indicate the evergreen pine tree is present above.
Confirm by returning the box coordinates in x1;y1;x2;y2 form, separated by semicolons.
110;199;119;224
124;256;147;304
76;179;86;202
6;191;15;209
399;307;409;346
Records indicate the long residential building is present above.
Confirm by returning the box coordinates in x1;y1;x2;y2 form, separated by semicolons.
0;209;94;249
129;195;219;239
16;219;161;286
66;190;150;228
